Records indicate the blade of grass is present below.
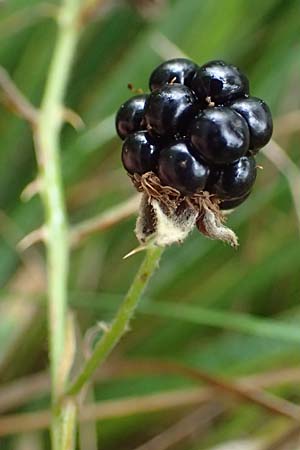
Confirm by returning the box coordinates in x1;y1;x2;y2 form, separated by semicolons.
69;292;300;344
141;301;300;344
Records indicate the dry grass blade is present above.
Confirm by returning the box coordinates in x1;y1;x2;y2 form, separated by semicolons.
132;404;224;450
159;361;300;420
149;31;188;59
1;371;299;438
273;110;300;138
16;194;140;251
0;388;209;436
111;360;300;421
262;140;300;232
70;194;140;247
0;371;49;414
1;360;300;414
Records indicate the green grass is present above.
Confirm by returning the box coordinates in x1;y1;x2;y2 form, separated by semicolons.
0;0;300;449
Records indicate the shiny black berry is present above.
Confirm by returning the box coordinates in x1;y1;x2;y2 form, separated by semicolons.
145;84;196;137
191;60;249;105
158;141;209;195
121;131;159;175
149;58;198;91
229;97;273;152
116;94;148;139
210;156;256;199
219;192;250;210
190;107;250;165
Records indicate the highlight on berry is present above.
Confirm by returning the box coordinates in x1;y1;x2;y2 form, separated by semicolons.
115;58;273;247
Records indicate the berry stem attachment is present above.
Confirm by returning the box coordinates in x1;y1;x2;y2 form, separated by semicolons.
32;0;82;448
66;245;164;397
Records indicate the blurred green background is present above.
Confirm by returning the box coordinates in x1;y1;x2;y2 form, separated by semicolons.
0;0;300;449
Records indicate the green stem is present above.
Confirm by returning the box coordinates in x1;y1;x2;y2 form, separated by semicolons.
33;0;82;448
61;401;78;450
66;246;164;396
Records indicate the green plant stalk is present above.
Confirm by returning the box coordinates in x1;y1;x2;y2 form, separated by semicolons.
61;400;78;450
33;0;82;447
66;246;164;396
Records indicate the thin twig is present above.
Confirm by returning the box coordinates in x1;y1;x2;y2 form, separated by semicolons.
63;107;85;130
0;66;38;125
31;0;83;447
21;178;42;201
34;0;79;395
70;194;140;246
17;227;47;252
66;246;164;396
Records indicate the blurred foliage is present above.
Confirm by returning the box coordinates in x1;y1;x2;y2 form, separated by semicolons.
0;0;300;449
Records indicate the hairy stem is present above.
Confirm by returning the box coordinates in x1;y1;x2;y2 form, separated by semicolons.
33;0;82;447
66;246;164;396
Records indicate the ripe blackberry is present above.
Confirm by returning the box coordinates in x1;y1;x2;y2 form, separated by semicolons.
116;94;148;139
122;131;159;175
229;97;273;152
191;60;249;105
190;107;250;165
158;141;209;195
145;84;196;137
210;156;257;199
219;192;250;210
116;58;273;246
149;58;198;91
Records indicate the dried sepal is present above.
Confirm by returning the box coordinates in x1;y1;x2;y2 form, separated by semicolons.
132;172;239;248
135;193;198;246
197;203;238;248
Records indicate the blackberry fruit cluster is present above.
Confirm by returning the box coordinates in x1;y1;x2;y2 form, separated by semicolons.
116;58;273;210
116;59;273;246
